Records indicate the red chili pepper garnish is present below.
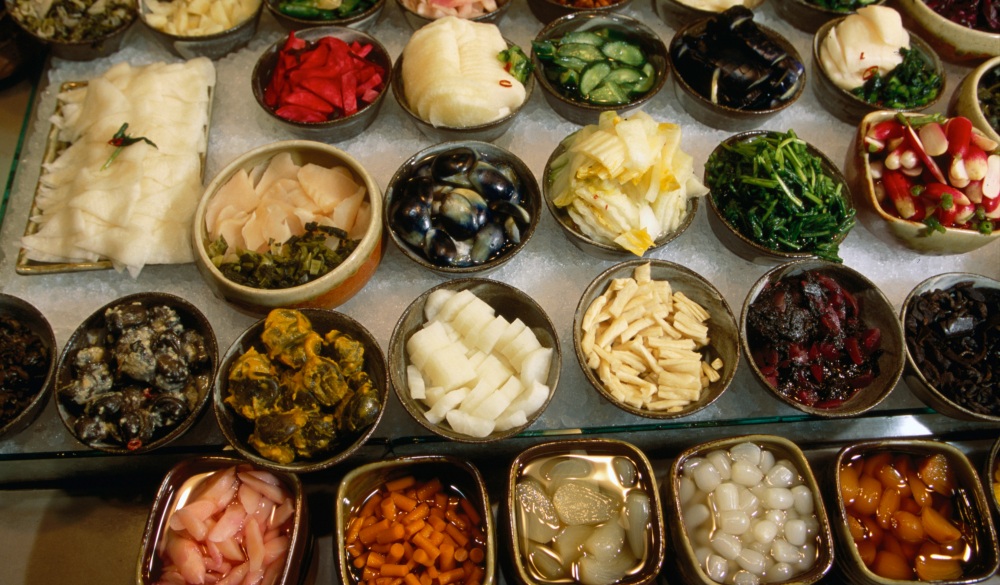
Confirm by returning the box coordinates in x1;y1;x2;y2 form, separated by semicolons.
862;66;878;80
127;438;143;451
499;79;512;87
102;123;157;170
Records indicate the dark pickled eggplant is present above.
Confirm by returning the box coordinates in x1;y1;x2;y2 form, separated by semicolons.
0;314;50;430
671;6;804;110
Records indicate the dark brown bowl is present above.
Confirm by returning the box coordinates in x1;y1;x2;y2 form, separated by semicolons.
773;0;886;32
574;259;739;419
213;308;388;473
5;0;137;60
54;292;218;454
265;0;385;30
503;438;666;585
527;0;632;25
741;259;904;418
251;26;392;142
665;434;835;585
832;439;1000;584
654;0;765;29
395;0;511;29
137;456;310;585
0;293;56;440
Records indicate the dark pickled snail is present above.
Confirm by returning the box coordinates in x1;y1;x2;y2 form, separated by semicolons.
389;146;531;268
671;6;804;110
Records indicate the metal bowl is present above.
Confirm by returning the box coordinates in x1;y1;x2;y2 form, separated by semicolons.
138;0;262;59
574;259;739;419
213;308;388;473
0;293;56;441
5;0;137;60
772;0;885;32
265;0;386;30
526;0;632;25
388;278;561;443
395;0;511;29
987;436;1000;520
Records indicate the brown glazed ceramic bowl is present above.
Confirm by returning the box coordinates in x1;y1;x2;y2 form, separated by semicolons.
526;0;632;25
773;0;885;32
896;0;1000;63
0;293;56;441
138;0;262;59
5;0;137;60
395;0;511;29
265;0;386;30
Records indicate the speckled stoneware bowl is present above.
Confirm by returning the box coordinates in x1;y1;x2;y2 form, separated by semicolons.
251;26;392;142
138;0;262;59
900;272;1000;423
706;130;853;264
531;12;668;126
740;259;905;418
574;259;739;419
772;0;885;32
813;18;945;124
668;17;806;132
192;140;384;315
832;439;1000;585
526;0;632;25
542;141;699;260
384;141;541;276
896;0;1000;62
53;292;218;455
502;438;666;585
654;0;765;29
395;0;511;29
5;0;137;60
391;40;534;143
847;110;1000;255
388;278;561;443
213;308;388;474
137;456;310;585
0;293;56;441
335;455;495;584
265;0;386;30
665;434;835;585
951;56;1000;144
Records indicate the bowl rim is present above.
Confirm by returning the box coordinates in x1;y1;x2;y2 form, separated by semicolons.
387;277;562;443
572;258;739;419
529;11;670;117
668;14;807;118
957;55;1000;144
212;307;389;473
899;271;1000;423
138;0;262;40
250;25;393;129
542;132;700;258
812;16;946;115
739;258;905;418
532;0;633;13
393;0;512;25
987;435;1000;518
383;140;541;275
53;291;218;454
192;139;383;304
264;0;386;27
5;0;138;45
705;129;854;261
897;0;1000;43
0;293;57;440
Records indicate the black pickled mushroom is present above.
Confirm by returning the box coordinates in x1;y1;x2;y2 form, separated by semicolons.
905;282;1000;416
0;315;50;429
671;6;804;111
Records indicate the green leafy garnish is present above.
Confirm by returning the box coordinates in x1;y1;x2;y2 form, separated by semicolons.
851;48;942;109
208;223;360;289
705;130;856;263
102;123;157;170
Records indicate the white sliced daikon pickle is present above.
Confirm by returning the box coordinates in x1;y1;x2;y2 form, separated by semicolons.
423;288;456;321
450;297;495;339
424;388;469;424
506;381;549;417
406;364;426;400
406;320;451;369
528;543;567;579
497;376;523;402
583;520;625;559
436;289;477;323
477;354;514;391
466;350;488;369
422;340;475;391
473;315;509;354
501;326;542;368
552;482;616;526
552;524;591;566
445;409;494;437
518;347;552;387
516;478;562;543
494;318;526;357
577;550;636;585
422;386;446;408
468;389;512;421
623;490;650;559
494;408;526;431
458;375;504;415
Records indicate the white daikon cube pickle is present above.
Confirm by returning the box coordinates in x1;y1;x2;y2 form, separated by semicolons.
423;288;456;321
424;388;469;424
423;340;475;391
450;296;495;339
473;315;509;354
445;409;494;438
406;319;451;370
435;289;477;323
406;364;426;400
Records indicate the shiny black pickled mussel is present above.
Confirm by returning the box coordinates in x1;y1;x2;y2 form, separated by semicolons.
437;188;489;240
469;163;520;205
391;191;433;248
431;147;478;185
424;228;463;265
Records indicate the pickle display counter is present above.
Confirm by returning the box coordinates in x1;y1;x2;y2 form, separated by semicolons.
0;0;998;583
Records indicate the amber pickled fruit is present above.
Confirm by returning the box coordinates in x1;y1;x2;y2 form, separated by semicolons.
856;539;877;567
892;510;925;543
915;555;963;581
841;463;861;505
922;505;962;543
848;513;866;541
864;452;894;478
876;487;900;529
877;463;907;492
918;453;956;496
908;471;934;508
872;550;914;580
853;473;883;516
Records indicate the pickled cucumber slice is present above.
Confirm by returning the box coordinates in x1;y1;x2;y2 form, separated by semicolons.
601;41;645;67
587;81;628;105
556;42;604;63
580;62;612;96
603;67;643;86
560;31;605;46
632;62;656;93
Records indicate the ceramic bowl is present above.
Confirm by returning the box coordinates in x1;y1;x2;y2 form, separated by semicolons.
138;0;262;59
900;272;1000;423
5;0;136;61
705;130;854;264
573;259;739;419
391;39;534;143
137;456;310;585
388;278;561;443
542;140;699;260
812;17;945;124
526;0;632;25
668;13;806;131
847;110;1000;255
832;439;1000;584
53;292;218;454
988;436;1000;519
213;308;388;474
502;438;666;585
251;26;392;142
896;0;1000;63
665;434;835;585
951;55;1000;144
0;293;56;441
654;0;764;30
384;141;541;276
265;0;385;30
772;0;884;32
0;5;43;81
531;12;668;126
335;455;495;585
192;140;384;315
741;259;905;418
395;0;511;29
